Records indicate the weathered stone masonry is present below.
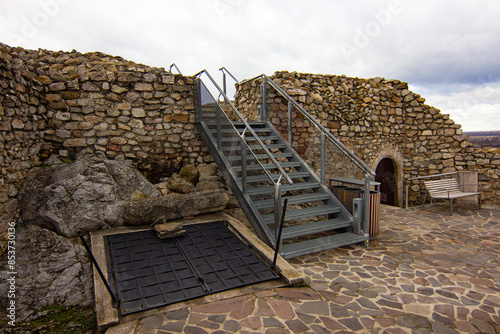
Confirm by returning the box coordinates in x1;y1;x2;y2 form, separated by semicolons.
1;45;499;252
0;44;214;252
234;71;500;207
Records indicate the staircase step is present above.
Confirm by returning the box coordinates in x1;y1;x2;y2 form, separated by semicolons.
204;121;268;129
263;205;341;224
247;182;320;196
233;161;302;172
210;127;272;135
281;218;352;239
245;172;310;184
233;121;268;127
281;232;367;259
222;143;286;153
219;135;280;143
231;152;294;160
254;193;331;210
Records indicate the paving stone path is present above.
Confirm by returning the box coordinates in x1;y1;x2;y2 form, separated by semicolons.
106;205;500;334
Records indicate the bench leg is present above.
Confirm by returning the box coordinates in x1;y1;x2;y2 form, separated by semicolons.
450;199;454;215
421;192;427;210
478;194;481;210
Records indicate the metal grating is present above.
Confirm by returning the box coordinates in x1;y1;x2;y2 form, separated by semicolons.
106;220;279;315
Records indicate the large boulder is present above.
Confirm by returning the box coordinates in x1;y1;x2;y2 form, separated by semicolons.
179;164;199;185
0;225;93;322
124;189;230;225
18;154;161;237
166;173;196;194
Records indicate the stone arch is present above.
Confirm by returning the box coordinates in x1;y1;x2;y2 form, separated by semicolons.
371;149;404;207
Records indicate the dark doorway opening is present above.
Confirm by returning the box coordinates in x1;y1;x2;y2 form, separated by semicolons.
375;158;396;206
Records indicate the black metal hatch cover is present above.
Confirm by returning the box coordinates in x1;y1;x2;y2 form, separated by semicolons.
105;220;280;315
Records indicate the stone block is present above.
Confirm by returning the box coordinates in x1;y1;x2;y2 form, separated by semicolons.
135;82;153;91
63;138;87;147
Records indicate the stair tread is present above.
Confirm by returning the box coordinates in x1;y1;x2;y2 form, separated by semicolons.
263;205;341;223
233;161;302;172
227;152;294;161
245;172;310;184
222;143;286;152
219;135;280;143
210;128;272;134
254;193;331;210
247;182;320;196
282;218;352;239
281;232;367;259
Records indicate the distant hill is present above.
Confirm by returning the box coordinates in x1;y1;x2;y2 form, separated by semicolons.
465;131;500;148
466;131;500;137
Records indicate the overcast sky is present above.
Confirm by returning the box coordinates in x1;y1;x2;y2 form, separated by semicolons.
1;0;500;131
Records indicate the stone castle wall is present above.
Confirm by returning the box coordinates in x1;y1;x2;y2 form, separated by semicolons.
2;44;500;252
0;44;213;252
234;71;500;206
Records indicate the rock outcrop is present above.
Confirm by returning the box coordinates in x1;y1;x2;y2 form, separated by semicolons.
18;153;161;237
0;225;93;322
123;189;230;225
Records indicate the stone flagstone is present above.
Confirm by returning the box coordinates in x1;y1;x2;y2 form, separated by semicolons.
107;204;500;334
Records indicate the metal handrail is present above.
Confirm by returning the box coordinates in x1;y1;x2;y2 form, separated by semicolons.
244;74;375;177
195;69;294;186
169;63;182;75
219;67;238;83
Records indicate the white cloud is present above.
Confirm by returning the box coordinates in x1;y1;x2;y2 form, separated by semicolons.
1;0;500;131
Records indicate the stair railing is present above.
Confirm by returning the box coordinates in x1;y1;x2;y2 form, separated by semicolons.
194;69;293;247
169;63;182;75
195;69;293;185
219;67;238;99
239;74;376;235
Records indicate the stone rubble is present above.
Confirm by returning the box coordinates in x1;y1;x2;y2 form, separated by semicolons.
154;221;185;239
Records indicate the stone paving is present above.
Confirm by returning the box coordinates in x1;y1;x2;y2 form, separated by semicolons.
105;204;500;334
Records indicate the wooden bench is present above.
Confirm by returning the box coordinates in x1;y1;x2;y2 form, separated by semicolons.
422;178;482;215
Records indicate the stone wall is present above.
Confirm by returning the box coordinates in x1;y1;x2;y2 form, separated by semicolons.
235;71;500;206
0;44;213;252
0;44;48;245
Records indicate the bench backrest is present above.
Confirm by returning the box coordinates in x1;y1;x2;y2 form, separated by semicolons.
424;178;460;197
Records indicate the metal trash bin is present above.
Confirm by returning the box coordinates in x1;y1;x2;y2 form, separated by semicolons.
329;178;381;238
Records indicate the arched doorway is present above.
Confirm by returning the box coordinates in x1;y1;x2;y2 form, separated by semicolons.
375;158;396;206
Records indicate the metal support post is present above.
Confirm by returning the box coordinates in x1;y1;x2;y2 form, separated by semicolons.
78;232;118;305
241;133;247;193
320;132;326;184
274;179;282;240
222;72;227;105
216;106;222;150
261;82;267;121
195;79;203;123
273;198;288;266
288;102;293;145
405;184;409;210
363;174;371;234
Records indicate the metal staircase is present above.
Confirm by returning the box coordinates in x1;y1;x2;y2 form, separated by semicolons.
193;70;374;259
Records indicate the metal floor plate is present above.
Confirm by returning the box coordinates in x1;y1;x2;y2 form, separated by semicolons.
106;220;280;315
